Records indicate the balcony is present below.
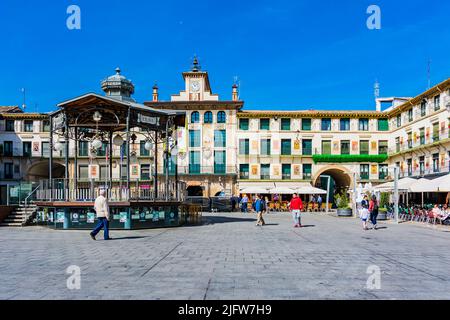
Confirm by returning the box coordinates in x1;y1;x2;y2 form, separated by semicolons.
302;148;312;156
282;174;291;180
389;128;450;156
239;172;249;180
303;173;312;180
260;174;271;180
360;173;369;180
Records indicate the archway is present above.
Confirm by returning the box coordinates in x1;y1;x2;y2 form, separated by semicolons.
26;161;65;181
187;186;204;197
313;166;352;206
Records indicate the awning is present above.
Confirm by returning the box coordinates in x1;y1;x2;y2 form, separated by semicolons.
373;177;417;192
434;174;450;192
409;178;436;193
238;182;326;195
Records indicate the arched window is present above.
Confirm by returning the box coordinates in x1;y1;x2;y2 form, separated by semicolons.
191;111;200;123
204;111;213;124
217;111;226;123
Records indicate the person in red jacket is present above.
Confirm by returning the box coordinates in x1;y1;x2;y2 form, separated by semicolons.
289;193;303;228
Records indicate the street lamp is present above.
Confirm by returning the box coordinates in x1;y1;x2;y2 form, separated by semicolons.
321;175;331;214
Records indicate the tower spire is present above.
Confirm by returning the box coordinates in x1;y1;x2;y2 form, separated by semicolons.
192;55;201;72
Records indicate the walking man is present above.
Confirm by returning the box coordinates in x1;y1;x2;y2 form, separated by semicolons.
317;195;323;212
90;189;111;240
290;193;303;228
253;195;265;226
241;194;249;213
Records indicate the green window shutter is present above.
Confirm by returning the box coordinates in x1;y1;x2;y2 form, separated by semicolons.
281;118;291;130
378;119;389;131
302;119;312;131
239;118;249;130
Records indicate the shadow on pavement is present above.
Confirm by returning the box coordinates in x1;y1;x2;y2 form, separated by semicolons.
107;236;149;240
185;215;257;227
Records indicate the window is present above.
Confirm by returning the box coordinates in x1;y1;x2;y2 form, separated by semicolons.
23;142;31;157
79;165;89;180
282;164;291;180
321;118;331;131
239;139;249;155
4;163;13;179
302;118;312;131
281;118;291;131
24;120;33;132
433;153;439;173
189;151;200;174
303;164;312;180
260;139;271;155
395;137;400;153
100;165;108;181
407;159;412;176
189;130;200;147
379;164;388;180
434;95;440;111
408;109;413;122
419;156;425;175
96;142;107;157
120;144;128;158
407;132;412;148
360;164;369;180
321;140;331;155
164;155;176;174
239;118;249;130
191;111;200;123
217;111;226;123
140;141;149;156
79;141;89;157
340;140;350;155
260;164;270;179
360;140;369;155
42;120;50;132
214;130;226;147
432;123;439;142
5;120;14;132
340;118;350;131
42;142;49;157
121;164;127;180
302;139;312;155
141;164;151;180
240;164;249;180
419;128;425;145
4;141;13;156
396;115;402;128
359;119;369;131
204;111;213;124
281;139;291;155
214;151;226;174
421;100;427;117
378;141;388;155
378;119;389;131
260;118;270;130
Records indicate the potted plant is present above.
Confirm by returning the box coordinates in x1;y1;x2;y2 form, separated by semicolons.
335;191;352;217
378;192;389;220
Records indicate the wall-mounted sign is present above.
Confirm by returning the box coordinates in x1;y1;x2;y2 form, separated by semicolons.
251;165;258;175
293;165;300;176
89;165;99;179
371;164;378;175
293;140;300;150
137;114;160;126
87;212;95;223
33;142;40;152
273;165;280;176
352;141;358;152
131;164;139;178
371;141;377;151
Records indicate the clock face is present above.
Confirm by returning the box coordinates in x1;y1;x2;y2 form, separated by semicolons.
191;81;200;92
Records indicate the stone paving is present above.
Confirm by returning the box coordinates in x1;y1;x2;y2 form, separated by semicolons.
0;212;449;300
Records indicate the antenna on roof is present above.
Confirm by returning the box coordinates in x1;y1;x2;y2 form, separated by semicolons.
374;79;380;99
21;88;26;111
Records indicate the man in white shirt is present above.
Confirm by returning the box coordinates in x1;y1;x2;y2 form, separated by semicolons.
90;189;111;240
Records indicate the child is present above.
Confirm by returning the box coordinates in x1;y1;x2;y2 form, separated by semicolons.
360;206;369;230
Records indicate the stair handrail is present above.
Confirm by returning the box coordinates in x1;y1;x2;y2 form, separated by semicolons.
23;185;41;224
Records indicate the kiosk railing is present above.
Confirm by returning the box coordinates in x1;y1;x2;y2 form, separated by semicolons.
36;179;186;202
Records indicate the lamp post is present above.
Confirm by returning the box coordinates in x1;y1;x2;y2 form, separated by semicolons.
322;175;331;214
393;166;399;224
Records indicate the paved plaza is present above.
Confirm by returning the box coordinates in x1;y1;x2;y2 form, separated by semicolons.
0;212;449;300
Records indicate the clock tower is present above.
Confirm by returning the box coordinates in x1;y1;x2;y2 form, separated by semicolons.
171;56;219;102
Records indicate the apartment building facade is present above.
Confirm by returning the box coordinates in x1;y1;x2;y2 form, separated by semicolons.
1;60;450;203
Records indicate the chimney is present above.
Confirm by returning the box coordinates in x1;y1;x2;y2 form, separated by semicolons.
232;83;238;101
152;83;159;102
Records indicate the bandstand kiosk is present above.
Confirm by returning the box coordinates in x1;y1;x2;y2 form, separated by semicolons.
35;68;187;229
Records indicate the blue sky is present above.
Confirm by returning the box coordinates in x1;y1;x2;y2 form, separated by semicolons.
0;0;449;112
